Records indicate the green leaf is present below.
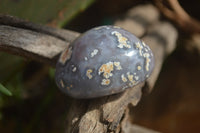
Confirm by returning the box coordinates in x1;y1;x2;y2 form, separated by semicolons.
0;83;12;96
0;0;95;27
48;68;55;79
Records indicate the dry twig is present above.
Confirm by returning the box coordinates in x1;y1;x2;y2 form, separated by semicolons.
0;15;79;66
154;0;200;34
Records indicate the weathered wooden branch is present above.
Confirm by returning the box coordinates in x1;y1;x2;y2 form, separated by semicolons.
154;0;200;34
0;4;178;133
0;15;79;66
0;15;80;42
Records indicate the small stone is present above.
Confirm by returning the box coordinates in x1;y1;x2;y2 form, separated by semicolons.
55;25;154;99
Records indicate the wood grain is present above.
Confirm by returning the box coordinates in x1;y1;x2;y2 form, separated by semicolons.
0;15;80;66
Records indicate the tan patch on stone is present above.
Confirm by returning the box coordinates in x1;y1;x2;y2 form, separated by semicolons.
111;31;131;48
59;46;72;64
86;69;93;79
121;74;127;82
101;79;110;85
98;62;114;79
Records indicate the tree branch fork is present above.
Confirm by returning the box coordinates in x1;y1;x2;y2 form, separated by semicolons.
0;4;177;133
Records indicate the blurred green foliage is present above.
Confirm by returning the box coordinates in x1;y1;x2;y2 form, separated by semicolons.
0;83;12;96
0;0;95;27
0;53;25;109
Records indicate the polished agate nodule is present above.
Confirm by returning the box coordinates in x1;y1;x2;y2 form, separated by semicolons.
55;26;154;99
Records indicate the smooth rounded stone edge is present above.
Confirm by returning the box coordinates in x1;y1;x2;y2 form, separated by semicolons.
55;25;154;99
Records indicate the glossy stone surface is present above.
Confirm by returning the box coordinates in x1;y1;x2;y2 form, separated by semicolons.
55;26;154;99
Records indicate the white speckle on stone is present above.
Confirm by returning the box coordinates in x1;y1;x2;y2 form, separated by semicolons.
72;67;77;72
94;27;103;30
60;80;65;88
143;53;151;72
114;61;122;70
127;72;136;86
135;75;139;81
91;49;99;57
94;26;110;30
121;74;127;82
142;41;146;46
135;42;143;56
113;26;121;29
127;72;133;81
84;57;88;61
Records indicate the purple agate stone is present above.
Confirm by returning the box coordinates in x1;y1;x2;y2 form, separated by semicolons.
55;25;154;99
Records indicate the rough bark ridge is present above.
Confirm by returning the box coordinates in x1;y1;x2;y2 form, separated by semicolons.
0;15;79;66
0;4;177;133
